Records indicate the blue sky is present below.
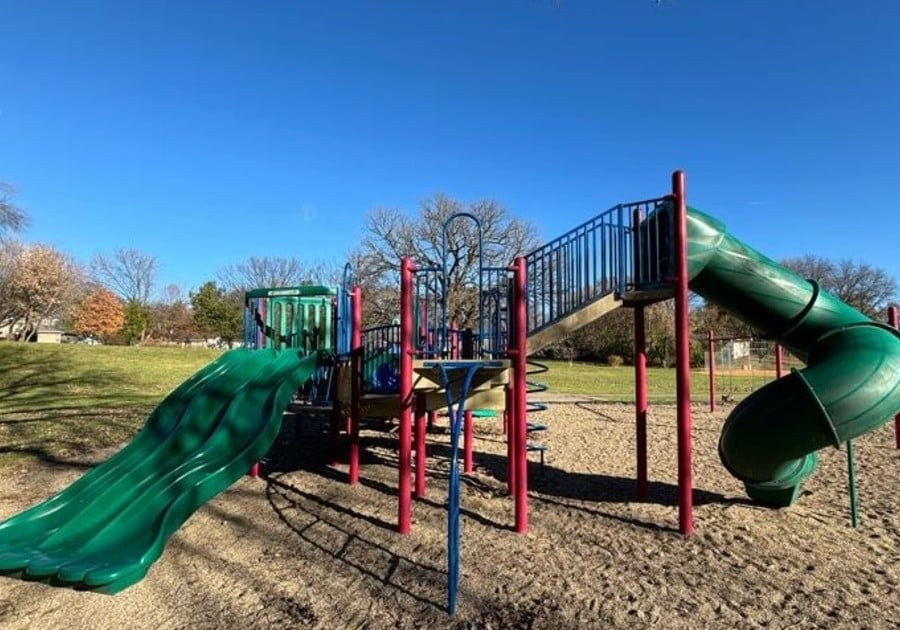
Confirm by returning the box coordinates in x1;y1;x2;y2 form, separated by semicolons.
2;1;898;295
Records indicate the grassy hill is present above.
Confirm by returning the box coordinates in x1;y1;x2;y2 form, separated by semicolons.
0;343;219;467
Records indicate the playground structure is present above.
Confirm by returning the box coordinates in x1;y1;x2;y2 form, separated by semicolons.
2;171;900;614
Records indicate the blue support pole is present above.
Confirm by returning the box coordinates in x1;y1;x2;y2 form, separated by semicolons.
431;361;487;615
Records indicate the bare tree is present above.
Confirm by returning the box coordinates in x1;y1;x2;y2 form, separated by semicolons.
340;248;398;327
216;256;329;293
0;239;25;326
91;248;158;306
690;299;754;339
0;182;28;235
160;283;186;305
781;255;897;317
356;194;539;327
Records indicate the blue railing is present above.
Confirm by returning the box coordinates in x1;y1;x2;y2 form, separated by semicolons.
631;198;674;289
480;265;511;358
357;195;672;390
336;263;353;358
414;265;446;359
523;197;671;336
361;323;401;394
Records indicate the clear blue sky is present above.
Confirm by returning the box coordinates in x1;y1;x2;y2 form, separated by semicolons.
2;1;898;295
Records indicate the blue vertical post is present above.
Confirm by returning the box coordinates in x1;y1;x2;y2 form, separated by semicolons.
433;362;482;616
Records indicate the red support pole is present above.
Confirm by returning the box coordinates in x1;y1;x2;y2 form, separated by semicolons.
463;409;474;473
398;257;415;534
427;410;436;432
889;306;900;449
249;462;259;478
672;171;694;536
450;319;459;359
512;257;529;534
672;170;694;536
505;384;514;494
707;330;716;412
349;287;362;485
414;394;426;498
634;305;648;499
774;344;784;380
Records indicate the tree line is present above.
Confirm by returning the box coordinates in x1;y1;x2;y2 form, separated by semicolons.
1;181;896;357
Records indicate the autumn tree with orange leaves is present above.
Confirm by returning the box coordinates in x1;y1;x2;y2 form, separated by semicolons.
72;288;124;341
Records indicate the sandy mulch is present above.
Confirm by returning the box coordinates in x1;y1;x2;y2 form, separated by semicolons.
0;400;897;629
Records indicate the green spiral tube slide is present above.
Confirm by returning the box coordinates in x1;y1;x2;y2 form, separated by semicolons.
685;207;900;506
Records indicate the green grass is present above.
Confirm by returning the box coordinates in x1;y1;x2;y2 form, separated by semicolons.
537;359;770;403
0;346;772;469
0;343;220;467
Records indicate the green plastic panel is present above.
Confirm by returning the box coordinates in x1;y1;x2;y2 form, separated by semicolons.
248;291;335;352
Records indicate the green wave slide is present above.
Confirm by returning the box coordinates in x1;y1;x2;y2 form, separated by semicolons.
686;207;900;506
0;347;318;593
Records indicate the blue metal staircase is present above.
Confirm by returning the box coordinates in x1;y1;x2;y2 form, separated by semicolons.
519;196;674;460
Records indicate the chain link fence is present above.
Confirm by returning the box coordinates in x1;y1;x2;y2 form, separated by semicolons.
703;337;805;403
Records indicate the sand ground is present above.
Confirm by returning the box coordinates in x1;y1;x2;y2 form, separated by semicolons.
0;400;897;629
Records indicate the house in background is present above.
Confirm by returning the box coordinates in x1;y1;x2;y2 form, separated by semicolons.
0;318;66;343
35;327;64;343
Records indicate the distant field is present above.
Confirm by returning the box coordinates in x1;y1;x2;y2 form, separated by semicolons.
0;343;219;466
537;359;770;403
0;346;772;467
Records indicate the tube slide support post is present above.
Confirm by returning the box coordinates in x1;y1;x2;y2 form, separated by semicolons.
513;257;529;534
672;170;694;536
398;257;415;534
774;344;784;380
707;331;716;412
349;287;362;484
634;305;649;499
890;306;900;449
847;440;859;528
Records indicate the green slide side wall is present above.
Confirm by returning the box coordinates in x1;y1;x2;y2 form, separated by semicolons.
685;207;900;506
0;348;318;592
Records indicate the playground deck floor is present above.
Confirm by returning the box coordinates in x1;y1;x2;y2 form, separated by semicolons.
1;402;897;629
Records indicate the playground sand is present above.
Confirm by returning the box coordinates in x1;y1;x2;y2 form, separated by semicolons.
1;402;898;629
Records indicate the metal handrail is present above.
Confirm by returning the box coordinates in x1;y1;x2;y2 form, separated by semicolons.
522;197;671;337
